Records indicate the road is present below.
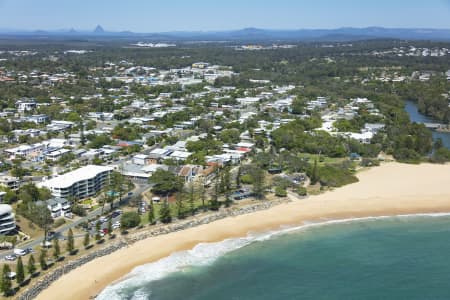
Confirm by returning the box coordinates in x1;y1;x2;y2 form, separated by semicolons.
0;183;150;260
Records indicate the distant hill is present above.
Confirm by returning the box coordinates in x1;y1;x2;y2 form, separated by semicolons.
0;27;449;41
93;25;105;34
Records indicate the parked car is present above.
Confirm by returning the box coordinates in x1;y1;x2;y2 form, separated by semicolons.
112;222;121;229
99;216;109;223
4;254;17;261
111;210;122;218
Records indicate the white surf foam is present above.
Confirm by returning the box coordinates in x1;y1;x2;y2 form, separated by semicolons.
96;212;450;299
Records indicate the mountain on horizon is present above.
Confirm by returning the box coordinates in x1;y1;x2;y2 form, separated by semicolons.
93;25;105;34
0;26;449;41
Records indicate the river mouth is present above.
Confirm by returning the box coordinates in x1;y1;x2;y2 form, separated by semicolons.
404;100;450;149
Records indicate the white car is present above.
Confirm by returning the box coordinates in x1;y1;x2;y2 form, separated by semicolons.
13;248;27;256
112;222;121;229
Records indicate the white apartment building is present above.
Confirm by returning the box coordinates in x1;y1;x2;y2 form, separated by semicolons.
39;165;113;199
0;204;15;234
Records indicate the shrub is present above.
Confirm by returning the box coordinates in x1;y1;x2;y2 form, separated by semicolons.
297;186;307;196
121;212;141;229
240;174;253;184
274;186;287;197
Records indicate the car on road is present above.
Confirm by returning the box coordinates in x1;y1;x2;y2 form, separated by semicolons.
99;216;109;223
24;247;34;255
47;231;56;240
4;254;17;261
13;248;27;256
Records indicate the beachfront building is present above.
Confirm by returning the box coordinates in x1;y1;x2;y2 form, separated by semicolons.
38;165;113;199
36;198;72;219
0;204;15;234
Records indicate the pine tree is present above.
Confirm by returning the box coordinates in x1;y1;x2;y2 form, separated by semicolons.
236;166;242;188
188;183;195;216
209;173;220;210
67;228;75;254
159;199;172;224
223;167;231;192
175;189;185;219
53;238;60;260
83;232;90;248
148;201;155;225
311;158;319;185
39;250;47;270
27;255;36;277
95;222;101;242
198;183;207;212
0;264;12;296
16;256;24;285
251;166;265;200
107;219;113;237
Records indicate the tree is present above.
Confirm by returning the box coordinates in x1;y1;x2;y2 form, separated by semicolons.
53;238;60;260
95;222;101;241
187;183;195;216
236;166;242;188
251;166;265;200
148;201;155;225
27;255;36;276
67;229;75;254
107;219;113;237
175;189;185;219
121;212;141;229
83;232;90;248
31;204;53;241
1;264;12;296
198;183;207;212
16;256;24;285
222;167;232;192
159;200;172;224
149;169;183;195
310;158;319;185
39;250;47;270
209;173;220;210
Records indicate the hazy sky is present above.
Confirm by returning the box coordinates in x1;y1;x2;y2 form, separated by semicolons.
0;0;450;32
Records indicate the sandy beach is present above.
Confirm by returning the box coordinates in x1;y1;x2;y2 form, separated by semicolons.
37;162;450;300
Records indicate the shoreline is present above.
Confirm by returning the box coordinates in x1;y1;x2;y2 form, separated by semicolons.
35;162;450;300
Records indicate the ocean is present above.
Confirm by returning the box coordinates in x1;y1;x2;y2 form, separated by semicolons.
98;215;450;300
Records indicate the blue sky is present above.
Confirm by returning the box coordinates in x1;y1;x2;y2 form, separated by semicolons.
0;0;449;32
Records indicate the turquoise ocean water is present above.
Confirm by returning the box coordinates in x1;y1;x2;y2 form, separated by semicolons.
98;215;450;300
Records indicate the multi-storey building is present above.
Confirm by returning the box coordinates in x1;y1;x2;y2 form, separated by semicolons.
39;165;113;199
0;205;15;234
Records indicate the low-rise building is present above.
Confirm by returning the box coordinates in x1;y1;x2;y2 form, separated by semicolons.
0;176;20;191
37;198;71;218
